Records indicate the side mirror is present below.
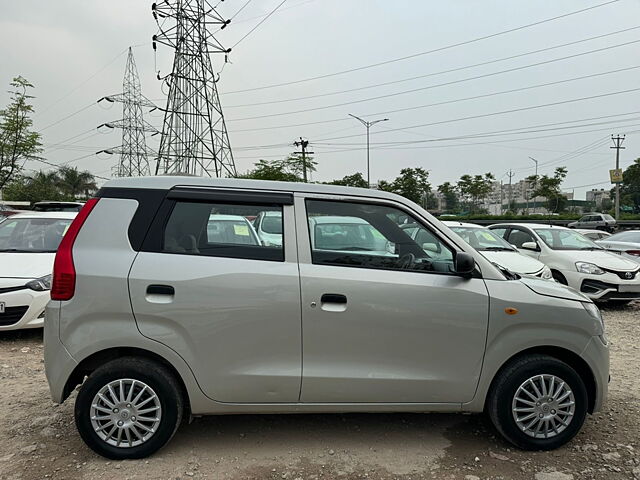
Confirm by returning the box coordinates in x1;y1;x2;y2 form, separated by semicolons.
521;241;540;251
455;252;475;276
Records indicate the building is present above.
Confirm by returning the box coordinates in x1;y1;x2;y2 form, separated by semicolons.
586;189;610;209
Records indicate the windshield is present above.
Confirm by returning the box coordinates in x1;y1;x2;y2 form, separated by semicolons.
261;215;283;235
534;228;602;250
449;226;515;251
207;219;259;245
0;217;72;252
313;222;388;252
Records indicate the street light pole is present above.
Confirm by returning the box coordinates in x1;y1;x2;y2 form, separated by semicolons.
528;157;538;213
349;114;389;187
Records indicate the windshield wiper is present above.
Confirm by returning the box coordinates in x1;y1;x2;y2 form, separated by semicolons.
0;248;53;253
492;262;520;280
579;247;603;251
482;247;515;251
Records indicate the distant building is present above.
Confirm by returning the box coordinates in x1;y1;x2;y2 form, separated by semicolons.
586;189;609;209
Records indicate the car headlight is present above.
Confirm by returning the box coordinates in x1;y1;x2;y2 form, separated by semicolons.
541;265;553;280
576;262;604;275
581;301;604;331
25;274;52;292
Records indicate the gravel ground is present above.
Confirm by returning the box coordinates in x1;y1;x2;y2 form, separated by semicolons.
0;304;638;480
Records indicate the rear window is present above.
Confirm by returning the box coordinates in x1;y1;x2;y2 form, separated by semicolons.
162;201;284;261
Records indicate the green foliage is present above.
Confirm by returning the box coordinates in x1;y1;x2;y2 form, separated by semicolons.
437;181;459;212
237;155;317;183
327;172;368;188
2;167;98;204
377;167;431;205
456;173;495;213
0;76;42;189
620;158;640;213
526;167;568;213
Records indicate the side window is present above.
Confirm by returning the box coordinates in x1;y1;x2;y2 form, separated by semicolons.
162;201;284;261
305;199;455;274
507;228;536;248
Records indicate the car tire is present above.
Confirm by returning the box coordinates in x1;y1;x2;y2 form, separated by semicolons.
75;357;183;459
551;271;568;285
487;354;588;451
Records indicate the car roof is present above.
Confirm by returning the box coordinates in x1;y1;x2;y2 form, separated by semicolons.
488;223;569;230
310;216;368;225
443;221;482;228
208;214;250;221
8;211;78;220
102;176;408;203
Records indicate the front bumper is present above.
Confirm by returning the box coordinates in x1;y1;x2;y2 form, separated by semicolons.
561;270;640;301
0;283;49;330
581;335;609;413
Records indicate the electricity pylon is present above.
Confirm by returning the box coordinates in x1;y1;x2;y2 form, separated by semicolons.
97;47;157;177
152;0;237;177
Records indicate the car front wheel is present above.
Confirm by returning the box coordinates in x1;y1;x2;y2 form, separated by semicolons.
487;354;588;450
75;357;183;459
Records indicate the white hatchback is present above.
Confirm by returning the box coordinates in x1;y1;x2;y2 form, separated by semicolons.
489;223;640;303
0;211;76;330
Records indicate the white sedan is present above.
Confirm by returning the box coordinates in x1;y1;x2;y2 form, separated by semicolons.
596;230;640;264
443;221;553;280
0;211;76;330
489;222;640;303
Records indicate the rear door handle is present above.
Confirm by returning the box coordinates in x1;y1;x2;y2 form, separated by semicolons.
146;284;175;296
321;293;347;304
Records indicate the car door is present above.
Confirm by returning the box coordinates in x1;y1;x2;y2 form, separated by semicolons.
296;195;490;404
128;188;302;403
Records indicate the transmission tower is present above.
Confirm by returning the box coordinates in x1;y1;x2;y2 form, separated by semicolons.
152;0;237;178
97;47;158;177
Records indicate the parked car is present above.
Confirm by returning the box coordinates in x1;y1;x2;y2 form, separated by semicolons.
46;177;608;459
568;213;616;232
596;230;640;264
489;223;640;303
253;210;283;246
206;214;261;247
0;203;23;219
0;211;76;331
309;215;395;257
33;201;84;212
576;229;611;241
442;221;553;280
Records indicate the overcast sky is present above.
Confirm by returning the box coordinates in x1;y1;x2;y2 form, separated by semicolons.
1;0;640;198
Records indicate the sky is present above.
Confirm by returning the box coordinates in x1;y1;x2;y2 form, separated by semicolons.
1;0;640;199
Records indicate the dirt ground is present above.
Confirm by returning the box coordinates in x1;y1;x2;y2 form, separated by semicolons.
0;305;638;480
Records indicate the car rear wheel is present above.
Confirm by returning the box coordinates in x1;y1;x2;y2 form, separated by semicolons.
75;357;183;459
487;354;588;450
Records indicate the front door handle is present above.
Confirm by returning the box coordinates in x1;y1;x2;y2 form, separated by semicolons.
146;284;175;296
321;293;347;304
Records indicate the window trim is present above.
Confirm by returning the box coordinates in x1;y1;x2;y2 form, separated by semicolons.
303;197;466;277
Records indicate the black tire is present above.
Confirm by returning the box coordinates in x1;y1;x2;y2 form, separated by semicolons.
487;354;588;451
75;357;183;459
551;270;568;285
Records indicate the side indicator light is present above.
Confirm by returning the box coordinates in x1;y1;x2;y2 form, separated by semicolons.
505;307;519;315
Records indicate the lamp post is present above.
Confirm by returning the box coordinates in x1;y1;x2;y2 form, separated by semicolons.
528;156;538;213
349;114;389;187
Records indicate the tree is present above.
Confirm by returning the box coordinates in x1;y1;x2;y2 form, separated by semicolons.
328;172;368;188
619;158;640;213
57;166;97;198
456;173;495;213
377;167;431;205
0;76;42;190
2;171;69;204
238;155;317;183
437;182;459;213
527;167;568;213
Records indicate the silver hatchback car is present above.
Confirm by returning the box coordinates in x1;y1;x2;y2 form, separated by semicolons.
44;177;609;459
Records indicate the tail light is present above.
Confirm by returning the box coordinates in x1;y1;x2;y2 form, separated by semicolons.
51;198;100;301
626;250;640;257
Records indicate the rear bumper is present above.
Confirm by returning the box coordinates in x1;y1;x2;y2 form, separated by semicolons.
44;301;77;403
581;335;609;413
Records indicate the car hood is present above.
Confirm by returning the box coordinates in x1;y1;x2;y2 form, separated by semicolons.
519;276;590;302
555;249;639;270
481;251;544;274
0;252;54;279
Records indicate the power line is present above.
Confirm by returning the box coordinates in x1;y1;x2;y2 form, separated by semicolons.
228;40;640;122
231;0;288;49
37;102;97;132
226;26;640;108
223;0;622;94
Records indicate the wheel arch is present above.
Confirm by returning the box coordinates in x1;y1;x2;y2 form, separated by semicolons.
485;346;597;414
62;347;191;414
